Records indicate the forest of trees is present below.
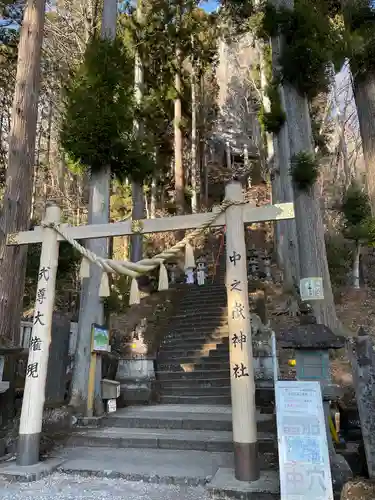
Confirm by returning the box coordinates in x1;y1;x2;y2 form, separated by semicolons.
0;0;375;346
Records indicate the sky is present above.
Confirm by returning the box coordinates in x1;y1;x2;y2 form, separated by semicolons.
200;0;219;12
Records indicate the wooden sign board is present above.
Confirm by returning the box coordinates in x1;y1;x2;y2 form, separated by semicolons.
275;380;333;500
91;324;110;353
300;277;324;301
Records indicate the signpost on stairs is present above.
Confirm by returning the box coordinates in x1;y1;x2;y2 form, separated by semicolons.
6;181;295;480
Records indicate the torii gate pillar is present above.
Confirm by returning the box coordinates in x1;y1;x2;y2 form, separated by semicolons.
225;181;259;481
17;203;61;465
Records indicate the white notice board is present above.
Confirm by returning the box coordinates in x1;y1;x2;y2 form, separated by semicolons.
275;380;333;500
300;277;324;301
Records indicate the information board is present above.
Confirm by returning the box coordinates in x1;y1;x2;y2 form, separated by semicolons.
91;324;110;353
275;380;333;500
300;277;324;301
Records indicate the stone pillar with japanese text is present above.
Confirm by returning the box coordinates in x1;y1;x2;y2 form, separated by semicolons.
225;181;259;481
17;203;60;466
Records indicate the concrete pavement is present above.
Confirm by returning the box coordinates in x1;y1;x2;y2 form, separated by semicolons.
0;473;211;500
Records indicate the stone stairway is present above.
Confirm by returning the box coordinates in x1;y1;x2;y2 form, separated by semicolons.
156;284;231;406
59;403;278;494
53;251;281;497
155;283;273;409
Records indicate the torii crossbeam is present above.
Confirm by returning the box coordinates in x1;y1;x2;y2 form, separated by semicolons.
7;181;294;482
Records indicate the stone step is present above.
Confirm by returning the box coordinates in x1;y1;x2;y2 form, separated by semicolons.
164;332;230;342
156;369;230;381
161;338;229;348
167;320;229;331
181;283;226;291
155;371;273;387
170;314;228;327
172;309;227;320
178;289;226;296
156;362;271;374
159;390;275;407
160;341;272;359
101;405;275;433
160;340;229;351
157;349;229;361
54;446;278;487
160;385;230;397
165;327;229;337
67;427;276;454
160;394;232;405
160;339;229;350
158;377;230;388
163;328;230;340
180;292;227;304
159;351;270;365
157;360;229;371
180;286;226;295
160;384;273;397
176;304;227;312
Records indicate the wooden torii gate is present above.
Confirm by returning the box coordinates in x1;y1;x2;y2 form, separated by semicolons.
6;181;294;481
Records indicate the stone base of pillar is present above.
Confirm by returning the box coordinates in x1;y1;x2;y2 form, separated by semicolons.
17;432;40;466
207;467;279;498
233;441;260;481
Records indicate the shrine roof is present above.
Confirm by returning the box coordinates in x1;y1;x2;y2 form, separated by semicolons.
276;323;346;349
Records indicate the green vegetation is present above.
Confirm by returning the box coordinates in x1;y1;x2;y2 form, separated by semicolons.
290;151;320;190
342;182;375;243
60;36;155;182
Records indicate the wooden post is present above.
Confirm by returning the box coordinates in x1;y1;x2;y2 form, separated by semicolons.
225;181;259;481
87;352;97;417
17;203;60;466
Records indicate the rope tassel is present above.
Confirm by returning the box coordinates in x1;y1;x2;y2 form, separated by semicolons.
158;263;169;291
184;242;195;270
129;278;140;305
79;257;90;279
99;272;110;297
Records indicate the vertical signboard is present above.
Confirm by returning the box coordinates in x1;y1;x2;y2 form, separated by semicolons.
275;380;333;500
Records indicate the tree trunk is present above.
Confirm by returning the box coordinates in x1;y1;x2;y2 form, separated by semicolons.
353;241;361;289
260;27;299;288
46;95;53;170
226;141;231;170
203;143;209;207
174;57;185;214
244;145;251;188
257;38;282;266
352;75;375;214
276;0;339;331
70;0;117;414
191;64;199;213
284;82;339;330
130;180;144;260
150;176;157;219
131;0;145;262
0;0;46;344
144;188;150;219
331;64;350;189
